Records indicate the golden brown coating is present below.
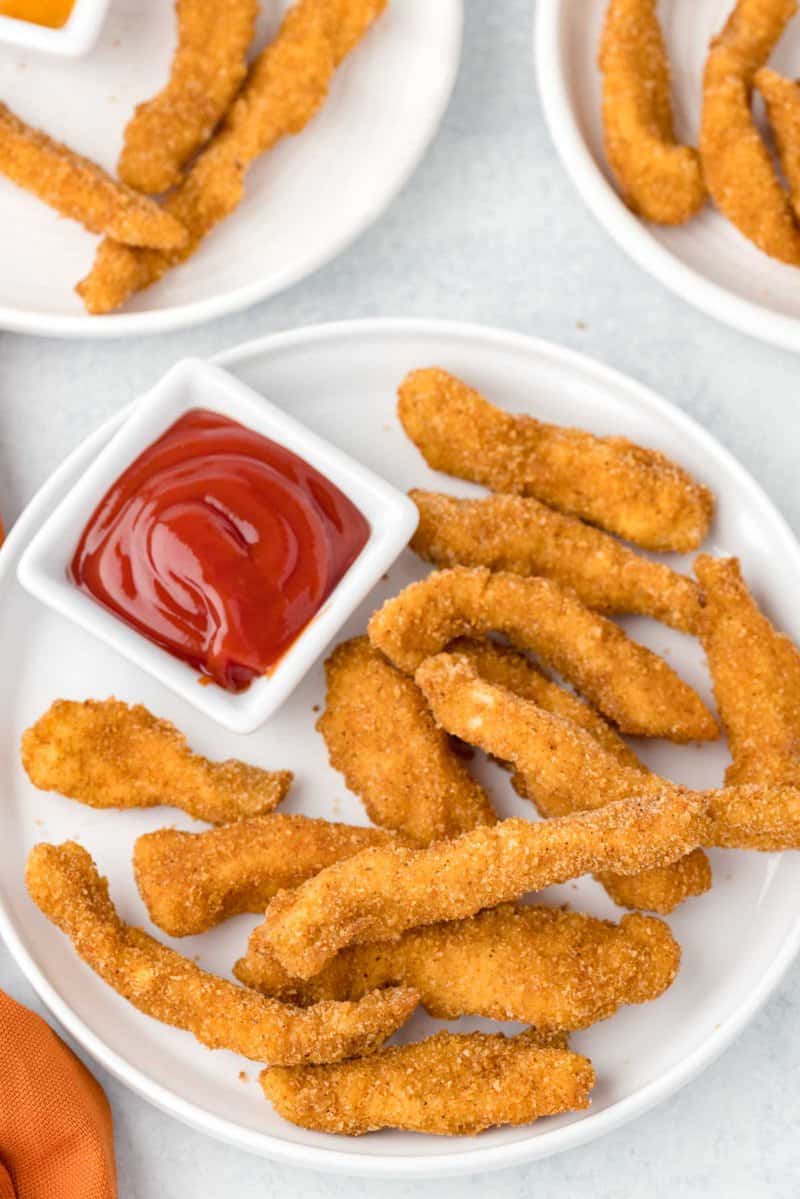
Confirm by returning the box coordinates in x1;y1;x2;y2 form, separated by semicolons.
696;554;800;785
77;0;387;314
0;102;188;248
398;368;714;552
756;69;800;220
410;490;704;633
261;1029;595;1136
317;637;496;844
26;841;418;1065
118;0;259;193
599;0;707;224
367;567;718;741
236;904;680;1030
21;698;292;824
134;814;404;937
701;0;800;264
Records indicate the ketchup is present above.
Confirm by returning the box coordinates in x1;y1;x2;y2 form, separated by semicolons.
71;409;370;691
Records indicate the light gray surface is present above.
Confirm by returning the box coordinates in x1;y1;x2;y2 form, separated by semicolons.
1;2;799;1195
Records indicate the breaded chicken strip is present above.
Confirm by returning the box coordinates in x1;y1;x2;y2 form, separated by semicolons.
22;698;292;824
0;102;187;248
236;904;680;1030
696;554;800;785
135;814;404;937
26;841;417;1065
367;568;718;741
756;68;800;218
701;0;800;263
317;637;496;844
261;1029;595;1136
599;0;707;224
118;0;259;193
410;490;703;633
398;369;714;552
78;0;387;314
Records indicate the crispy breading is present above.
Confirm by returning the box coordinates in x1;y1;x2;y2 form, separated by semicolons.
317;637;496;844
21;698;292;824
696;554;800;785
397;368;714;552
599;0;707;224
26;841;418;1065
0;102;187;248
134;814;404;937
261;1029;595;1135
77;0;387;314
118;0;259;193
236;904;680;1029
756;69;800;220
367;567;718;741
701;0;800;263
410;490;703;633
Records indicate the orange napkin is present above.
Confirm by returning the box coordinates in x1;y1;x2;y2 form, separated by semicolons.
0;989;118;1198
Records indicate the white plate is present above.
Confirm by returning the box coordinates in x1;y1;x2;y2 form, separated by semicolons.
0;1;461;338
2;319;800;1179
536;0;800;352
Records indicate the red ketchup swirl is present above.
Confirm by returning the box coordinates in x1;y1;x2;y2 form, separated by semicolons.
71;409;370;691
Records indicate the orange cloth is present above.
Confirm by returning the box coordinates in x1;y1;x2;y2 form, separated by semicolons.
0;989;118;1199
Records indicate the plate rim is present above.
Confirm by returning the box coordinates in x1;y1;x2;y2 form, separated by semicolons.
534;0;800;354
3;316;800;1177
0;1;463;341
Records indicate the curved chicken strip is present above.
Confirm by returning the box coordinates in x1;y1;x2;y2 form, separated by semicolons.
410;490;703;633
416;653;711;913
134;814;404;937
701;0;800;263
599;0;706;224
317;637;496;844
367;568;718;741
398;368;714;552
696;554;800;785
261;1030;595;1136
236;905;680;1029
0;103;187;249
756;69;800;217
26;842;418;1065
22;698;292;824
118;0;259;193
77;0;387;314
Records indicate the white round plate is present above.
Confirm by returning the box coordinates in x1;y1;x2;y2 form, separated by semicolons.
536;1;800;352
0;2;461;338
2;319;800;1178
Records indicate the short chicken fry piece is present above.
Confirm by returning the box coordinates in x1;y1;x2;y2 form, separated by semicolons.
22;698;292;824
367;567;718;741
261;1029;595;1136
756;68;800;217
26;841;418;1065
398;368;714;552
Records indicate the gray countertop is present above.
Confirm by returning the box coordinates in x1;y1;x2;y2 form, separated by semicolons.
1;3;799;1195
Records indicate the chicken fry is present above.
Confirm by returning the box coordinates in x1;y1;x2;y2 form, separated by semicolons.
599;0;707;224
261;1029;595;1136
118;0;259;194
410;490;703;633
398;368;714;552
236;904;680;1029
701;0;800;263
0;102;187;249
77;0;387;314
756;68;800;218
26;841;418;1065
317;637;496;844
696;554;800;785
367;568;718;741
22;698;292;824
134;814;405;937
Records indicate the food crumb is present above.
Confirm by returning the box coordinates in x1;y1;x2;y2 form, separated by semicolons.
239;1071;249;1082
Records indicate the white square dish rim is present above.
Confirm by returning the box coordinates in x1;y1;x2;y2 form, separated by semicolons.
0;0;110;56
17;357;418;735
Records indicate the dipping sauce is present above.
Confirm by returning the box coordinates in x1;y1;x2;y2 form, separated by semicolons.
0;0;75;27
71;409;370;691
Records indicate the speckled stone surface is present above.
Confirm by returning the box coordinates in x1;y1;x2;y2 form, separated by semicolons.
1;3;800;1195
